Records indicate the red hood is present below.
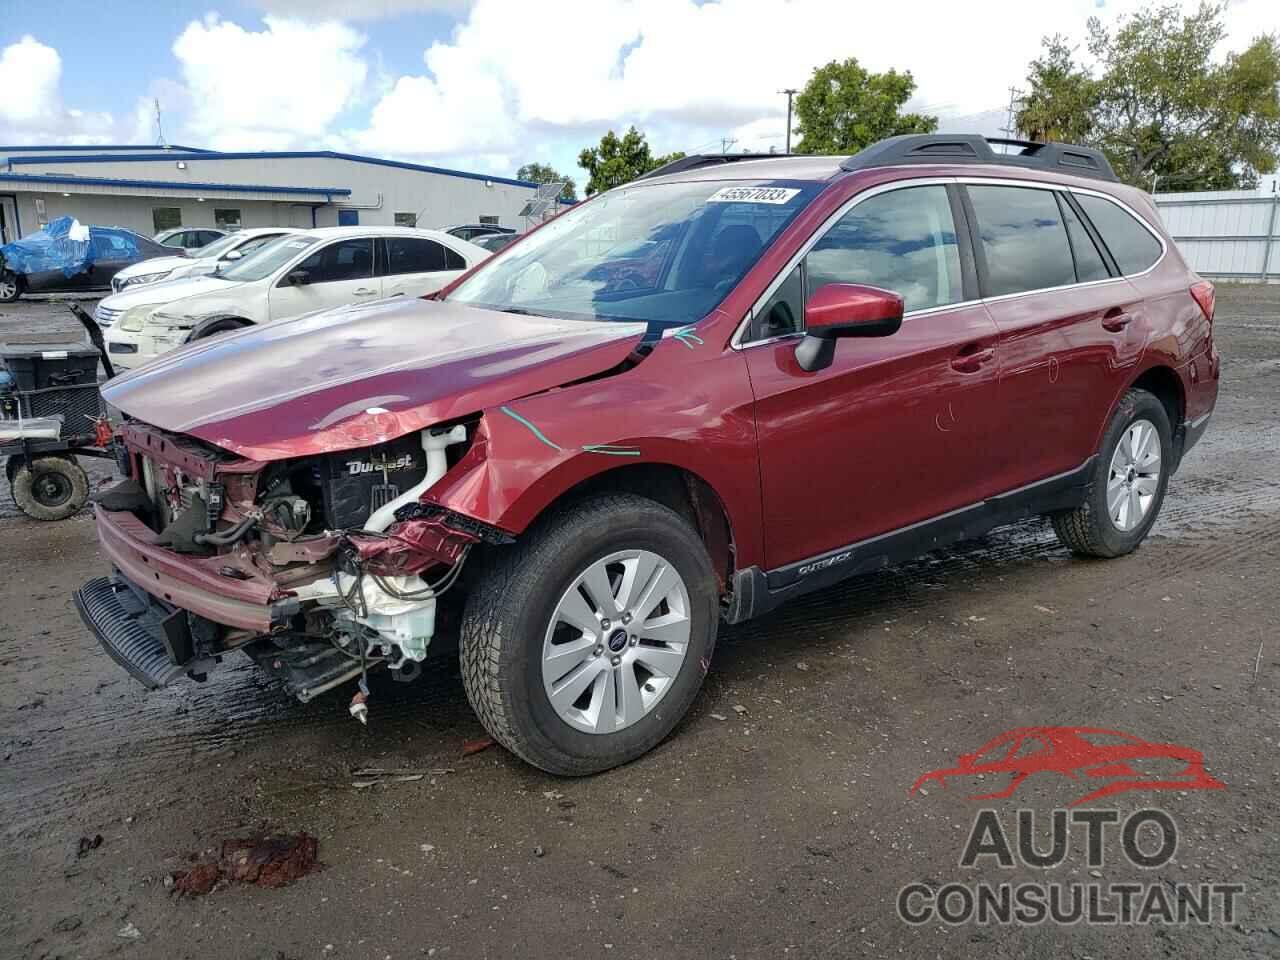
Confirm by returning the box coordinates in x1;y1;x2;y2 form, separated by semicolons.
103;298;647;461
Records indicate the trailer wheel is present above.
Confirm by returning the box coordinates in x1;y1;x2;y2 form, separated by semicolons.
10;456;89;521
0;270;23;303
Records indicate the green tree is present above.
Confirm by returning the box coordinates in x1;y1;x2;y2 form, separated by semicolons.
792;57;937;155
1017;3;1280;190
577;127;686;196
1016;36;1100;143
515;162;577;201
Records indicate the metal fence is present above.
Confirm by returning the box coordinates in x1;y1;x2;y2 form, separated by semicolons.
1153;190;1280;283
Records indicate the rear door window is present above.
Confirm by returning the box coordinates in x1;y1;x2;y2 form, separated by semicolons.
1075;195;1163;275
967;185;1076;297
383;237;449;275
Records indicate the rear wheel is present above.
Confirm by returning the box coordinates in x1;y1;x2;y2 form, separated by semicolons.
1051;388;1171;558
10;456;89;521
460;494;719;775
0;271;23;302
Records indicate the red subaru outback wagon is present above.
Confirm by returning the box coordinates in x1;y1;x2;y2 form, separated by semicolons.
77;135;1218;774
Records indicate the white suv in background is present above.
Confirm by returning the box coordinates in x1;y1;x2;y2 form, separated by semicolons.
109;227;302;294
103;226;484;371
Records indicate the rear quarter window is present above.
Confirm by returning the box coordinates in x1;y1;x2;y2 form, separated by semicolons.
1076;194;1163;275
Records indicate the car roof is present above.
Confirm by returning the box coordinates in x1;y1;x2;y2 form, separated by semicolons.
638;135;1123;191
305;225;466;241
641;155;847;185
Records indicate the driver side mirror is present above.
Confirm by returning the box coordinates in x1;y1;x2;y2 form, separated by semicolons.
794;283;904;372
286;268;311;286
222;249;243;262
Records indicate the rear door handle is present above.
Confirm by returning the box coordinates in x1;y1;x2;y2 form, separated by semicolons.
354;287;377;296
1101;309;1133;332
951;345;995;373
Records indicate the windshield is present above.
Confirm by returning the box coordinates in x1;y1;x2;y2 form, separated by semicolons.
194;232;245;260
447;179;819;332
218;235;319;282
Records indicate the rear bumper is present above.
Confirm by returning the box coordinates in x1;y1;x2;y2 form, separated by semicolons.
91;506;293;632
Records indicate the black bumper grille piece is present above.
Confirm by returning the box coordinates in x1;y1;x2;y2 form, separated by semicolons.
73;576;189;689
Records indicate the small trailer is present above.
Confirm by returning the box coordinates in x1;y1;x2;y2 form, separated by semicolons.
0;305;118;520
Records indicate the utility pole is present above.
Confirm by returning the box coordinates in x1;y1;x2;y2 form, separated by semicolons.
719;137;738;155
779;88;798;154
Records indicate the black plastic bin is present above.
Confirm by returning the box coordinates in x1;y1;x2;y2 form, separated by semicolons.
0;344;100;391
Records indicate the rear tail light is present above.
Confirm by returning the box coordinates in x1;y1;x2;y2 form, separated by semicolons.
1190;281;1215;324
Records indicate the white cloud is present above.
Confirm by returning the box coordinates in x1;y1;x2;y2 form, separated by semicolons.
0;35;115;143
171;14;369;150
247;0;470;21
344;0;1275;177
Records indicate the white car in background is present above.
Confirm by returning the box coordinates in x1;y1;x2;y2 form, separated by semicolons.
103;226;485;372
109;227;302;294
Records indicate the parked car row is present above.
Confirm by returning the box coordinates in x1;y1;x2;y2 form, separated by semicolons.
0;219;517;304
95;226;485;369
0;219;176;302
68;134;1217;779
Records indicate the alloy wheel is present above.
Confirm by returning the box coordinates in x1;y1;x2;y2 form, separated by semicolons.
1107;418;1161;532
541;549;691;735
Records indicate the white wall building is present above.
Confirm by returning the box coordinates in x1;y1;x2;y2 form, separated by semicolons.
0;143;560;244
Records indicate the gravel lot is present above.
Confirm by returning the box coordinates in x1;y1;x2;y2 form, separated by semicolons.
1;286;1277;960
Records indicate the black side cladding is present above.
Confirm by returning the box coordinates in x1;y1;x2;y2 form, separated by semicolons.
318;434;428;530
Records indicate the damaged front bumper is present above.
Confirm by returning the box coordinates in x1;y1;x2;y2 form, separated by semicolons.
76;421;502;708
90;505;298;632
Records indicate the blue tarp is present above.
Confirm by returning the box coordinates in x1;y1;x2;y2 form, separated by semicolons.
0;216;145;278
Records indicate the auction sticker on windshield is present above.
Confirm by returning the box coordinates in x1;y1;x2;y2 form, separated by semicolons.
706;186;801;204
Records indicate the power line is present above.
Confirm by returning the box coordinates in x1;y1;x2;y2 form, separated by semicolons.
999;86;1024;144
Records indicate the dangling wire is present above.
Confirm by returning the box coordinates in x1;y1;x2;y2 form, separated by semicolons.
370;545;472;601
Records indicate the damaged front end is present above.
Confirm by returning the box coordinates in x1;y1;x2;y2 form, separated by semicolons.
75;418;509;720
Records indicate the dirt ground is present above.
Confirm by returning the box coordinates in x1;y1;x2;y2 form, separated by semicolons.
1;286;1277;960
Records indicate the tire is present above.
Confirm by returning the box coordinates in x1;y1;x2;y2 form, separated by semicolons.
1051;388;1172;558
460;493;719;776
0;271;23;303
10;456;89;521
185;316;250;344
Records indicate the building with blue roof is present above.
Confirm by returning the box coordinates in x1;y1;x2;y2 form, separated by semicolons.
0;143;558;243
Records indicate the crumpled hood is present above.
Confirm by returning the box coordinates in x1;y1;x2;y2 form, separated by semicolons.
103;297;647;461
100;273;238;312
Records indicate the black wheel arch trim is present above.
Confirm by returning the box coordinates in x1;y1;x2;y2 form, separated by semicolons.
184;314;253;343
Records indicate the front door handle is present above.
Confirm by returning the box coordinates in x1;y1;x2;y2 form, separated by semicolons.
951;345;995;373
353;287;378;296
1102;309;1133;332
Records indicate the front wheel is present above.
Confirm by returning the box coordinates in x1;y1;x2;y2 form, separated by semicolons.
184;316;251;343
1051;388;1171;558
0;270;23;302
10;456;89;521
460;494;719;775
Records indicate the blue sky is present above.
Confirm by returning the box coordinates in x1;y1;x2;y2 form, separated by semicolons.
1;1;1273;184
